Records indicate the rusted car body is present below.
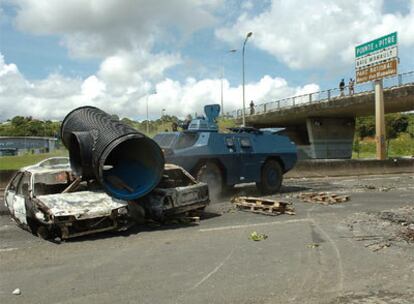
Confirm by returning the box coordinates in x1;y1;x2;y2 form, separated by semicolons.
4;158;209;240
4;158;131;239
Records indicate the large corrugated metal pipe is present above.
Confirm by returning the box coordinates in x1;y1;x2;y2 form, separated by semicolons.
61;106;165;200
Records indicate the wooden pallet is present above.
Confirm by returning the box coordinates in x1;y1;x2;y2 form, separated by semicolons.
231;196;295;216
297;192;349;205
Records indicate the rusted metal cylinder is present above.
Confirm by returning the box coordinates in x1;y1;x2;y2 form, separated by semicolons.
61;106;164;200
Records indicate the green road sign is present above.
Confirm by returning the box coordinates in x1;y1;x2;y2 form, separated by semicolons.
355;32;397;58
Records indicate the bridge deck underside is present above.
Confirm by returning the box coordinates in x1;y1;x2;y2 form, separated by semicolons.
245;85;414;128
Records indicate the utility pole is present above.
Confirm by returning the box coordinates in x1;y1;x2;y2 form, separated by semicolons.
374;79;386;160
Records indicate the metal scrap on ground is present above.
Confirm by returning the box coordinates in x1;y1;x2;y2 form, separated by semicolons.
297;192;349;205
232;196;295;216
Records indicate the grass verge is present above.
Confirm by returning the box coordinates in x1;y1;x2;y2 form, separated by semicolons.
0;149;68;170
353;133;414;159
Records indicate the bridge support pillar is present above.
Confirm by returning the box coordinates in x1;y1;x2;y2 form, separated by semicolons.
306;117;355;159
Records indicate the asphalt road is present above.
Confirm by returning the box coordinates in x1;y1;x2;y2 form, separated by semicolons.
1;174;414;304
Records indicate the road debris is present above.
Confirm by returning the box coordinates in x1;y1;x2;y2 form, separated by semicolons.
297;192;349;205
12;288;21;295
340;235;383;241
379;209;414;225
231;196;295;216
345;206;414;251
364;241;391;252
361;184;394;192
399;224;414;243
249;231;268;241
165;214;201;225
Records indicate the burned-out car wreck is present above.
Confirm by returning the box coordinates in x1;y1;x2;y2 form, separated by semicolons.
4;158;209;240
5;106;210;240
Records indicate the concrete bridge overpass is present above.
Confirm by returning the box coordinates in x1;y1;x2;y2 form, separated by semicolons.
232;71;414;159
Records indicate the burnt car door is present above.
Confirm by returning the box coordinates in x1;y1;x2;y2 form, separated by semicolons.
5;172;23;215
10;172;31;225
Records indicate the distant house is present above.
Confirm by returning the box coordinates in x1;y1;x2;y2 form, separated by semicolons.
0;136;57;156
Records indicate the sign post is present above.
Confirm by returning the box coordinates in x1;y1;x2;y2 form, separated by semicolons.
355;32;398;160
374;80;386;159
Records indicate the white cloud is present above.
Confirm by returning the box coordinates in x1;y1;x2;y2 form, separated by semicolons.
0;53;319;121
216;0;414;69
241;1;254;11
8;0;213;105
14;0;221;58
97;50;181;92
81;76;106;99
150;75;319;117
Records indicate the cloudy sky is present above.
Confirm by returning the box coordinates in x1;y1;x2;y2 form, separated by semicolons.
1;0;413;121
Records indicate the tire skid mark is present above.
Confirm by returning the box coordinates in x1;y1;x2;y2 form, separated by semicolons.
175;214;252;303
290;240;314;302
307;206;345;296
190;246;236;290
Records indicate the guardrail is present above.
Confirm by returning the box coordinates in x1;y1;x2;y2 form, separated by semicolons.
229;71;414;118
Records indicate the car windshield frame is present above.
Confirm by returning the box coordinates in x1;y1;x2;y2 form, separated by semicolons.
32;170;73;197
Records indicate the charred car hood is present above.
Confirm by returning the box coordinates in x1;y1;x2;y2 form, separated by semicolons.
36;191;128;218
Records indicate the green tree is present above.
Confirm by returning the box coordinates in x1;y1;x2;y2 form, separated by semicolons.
0;116;61;137
355;116;375;139
356;114;410;140
385;114;409;139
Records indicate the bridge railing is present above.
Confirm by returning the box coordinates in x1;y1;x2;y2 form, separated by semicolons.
229;71;414;118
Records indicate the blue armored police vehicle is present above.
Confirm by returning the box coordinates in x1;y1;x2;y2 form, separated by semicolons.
153;104;297;195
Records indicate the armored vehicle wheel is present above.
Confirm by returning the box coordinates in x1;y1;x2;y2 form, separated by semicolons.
257;160;283;194
196;162;223;198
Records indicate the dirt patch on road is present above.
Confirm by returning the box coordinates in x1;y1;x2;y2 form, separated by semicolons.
329;291;414;304
345;206;414;251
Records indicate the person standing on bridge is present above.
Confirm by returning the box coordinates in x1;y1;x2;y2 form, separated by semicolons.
349;78;355;95
339;79;345;96
250;100;255;115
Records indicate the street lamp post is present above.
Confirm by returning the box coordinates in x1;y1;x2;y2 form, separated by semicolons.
220;49;237;117
146;90;156;134
242;32;252;127
146;94;149;134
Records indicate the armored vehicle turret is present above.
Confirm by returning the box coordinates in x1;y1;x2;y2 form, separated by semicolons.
154;104;297;196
